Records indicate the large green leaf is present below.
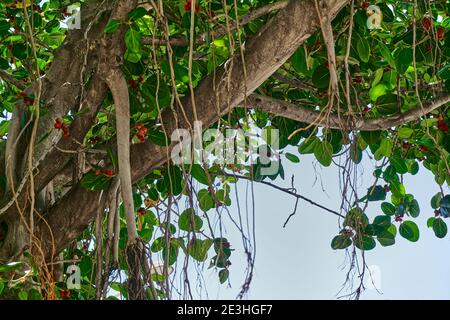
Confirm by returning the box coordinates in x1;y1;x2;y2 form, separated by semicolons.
399;221;420;242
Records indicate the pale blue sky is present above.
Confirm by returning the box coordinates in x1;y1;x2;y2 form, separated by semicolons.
184;146;450;300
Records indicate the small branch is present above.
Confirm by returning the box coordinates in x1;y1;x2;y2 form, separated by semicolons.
248;93;450;131
141;1;289;46
220;171;344;218
272;72;317;92
0;68;26;90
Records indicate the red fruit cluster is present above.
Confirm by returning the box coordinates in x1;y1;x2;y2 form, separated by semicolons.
60;289;70;299
134;123;148;143
419;145;428;153
352;76;363;84
88;136;101;145
128;79;139;89
96;169;114;177
362;106;370;115
20;91;35;106
401;141;412;149
184;0;200;13
421;18;432;31
61;7;69;17
137;207;147;216
54;119;70;139
437;119;449;133
437;27;445;40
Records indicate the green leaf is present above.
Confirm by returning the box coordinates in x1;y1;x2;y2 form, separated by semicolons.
398;127;414;138
427;217;436;228
373;215;391;229
291;47;312;76
378;41;396;69
366;185;387;202
374;138;393;160
431;192;442;209
148;129;170;146
178;208;203;232
391;156;408;174
369;83;388;101
312;65;330;89
164;165;183;195
408;199;420;218
18;291;28;300
375;94;399;115
128;7;148;21
399;221;420;242
381;202;396;216
395;48;413;74
298;136;320;154
331;235;352;250
390;181;406;198
104;19;120;33
433;218;448;239
80;171;111;191
354;235;376;251
188;238;213;262
377;226;396;247
0;282;4;295
285;152;300;163
219;269;229;284
357;37;370;63
125;28;142;53
198;189;214;211
438;64;450;80
190;164;210;185
314;140;333;167
360;131;382;145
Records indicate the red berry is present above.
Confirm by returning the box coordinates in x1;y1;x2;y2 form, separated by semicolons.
103;169;114;177
184;0;200;13
54;119;63;129
60;289;70;299
437;27;445;40
95;169;102;176
419;145;428;153
361;2;370;10
437;120;449;133
353;76;363;83
128;79;138;89
435;209;441;217
384;185;390;193
137;208;146;216
421;18;432;31
394;215;403;222
401;141;411;149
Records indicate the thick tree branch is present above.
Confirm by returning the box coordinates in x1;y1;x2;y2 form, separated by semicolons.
248;93;450;131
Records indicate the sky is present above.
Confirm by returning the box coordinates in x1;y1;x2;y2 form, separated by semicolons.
183;146;450;300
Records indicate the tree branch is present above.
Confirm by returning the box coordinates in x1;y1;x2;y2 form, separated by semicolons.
0;69;26;90
248;93;450;131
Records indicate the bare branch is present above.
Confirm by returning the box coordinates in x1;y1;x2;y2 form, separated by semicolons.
248;93;450;131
